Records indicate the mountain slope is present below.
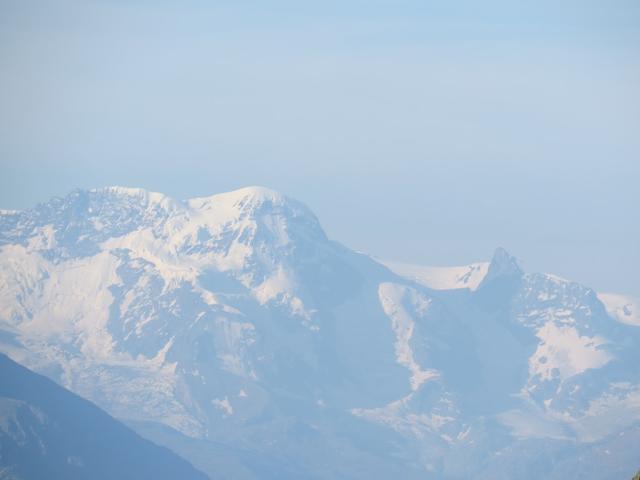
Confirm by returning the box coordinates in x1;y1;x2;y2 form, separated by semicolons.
0;186;638;479
0;353;207;480
380;260;489;291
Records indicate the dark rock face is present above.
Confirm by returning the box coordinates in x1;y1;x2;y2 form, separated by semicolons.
0;353;208;480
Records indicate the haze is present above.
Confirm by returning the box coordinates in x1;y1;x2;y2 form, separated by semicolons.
0;0;638;295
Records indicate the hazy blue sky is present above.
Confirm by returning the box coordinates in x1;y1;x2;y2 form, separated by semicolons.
1;0;639;295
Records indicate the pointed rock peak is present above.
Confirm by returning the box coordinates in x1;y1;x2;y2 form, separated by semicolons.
490;247;522;273
479;247;523;287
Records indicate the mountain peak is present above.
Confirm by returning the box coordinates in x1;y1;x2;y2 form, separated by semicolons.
226;185;285;201
95;186;153;197
92;186;179;211
488;246;522;274
92;186;291;212
478;247;523;287
208;186;289;210
188;186;317;222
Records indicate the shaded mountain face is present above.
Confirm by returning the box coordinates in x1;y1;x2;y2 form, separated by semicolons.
0;186;639;479
0;353;206;480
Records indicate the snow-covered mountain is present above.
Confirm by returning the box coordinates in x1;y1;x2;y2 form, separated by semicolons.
0;186;638;479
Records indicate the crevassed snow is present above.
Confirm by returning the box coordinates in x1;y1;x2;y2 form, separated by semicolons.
0;244;49;327
597;293;640;326
0;244;120;360
100;229;198;287
381;260;489;291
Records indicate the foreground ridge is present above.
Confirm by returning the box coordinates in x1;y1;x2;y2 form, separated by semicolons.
0;353;207;480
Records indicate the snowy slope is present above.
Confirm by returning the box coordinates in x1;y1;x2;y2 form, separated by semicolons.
0;186;638;480
597;293;640;326
380;260;489;291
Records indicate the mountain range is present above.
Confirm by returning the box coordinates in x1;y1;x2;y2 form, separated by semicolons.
0;186;638;479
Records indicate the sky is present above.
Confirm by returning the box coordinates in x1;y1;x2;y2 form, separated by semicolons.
1;0;639;296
